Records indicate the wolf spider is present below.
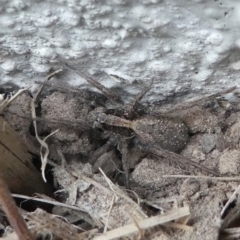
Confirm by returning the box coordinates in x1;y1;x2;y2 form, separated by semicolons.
36;65;219;188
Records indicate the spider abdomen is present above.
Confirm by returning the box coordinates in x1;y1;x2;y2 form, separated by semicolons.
132;116;189;153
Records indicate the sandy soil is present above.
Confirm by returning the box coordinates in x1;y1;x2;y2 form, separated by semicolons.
3;85;240;240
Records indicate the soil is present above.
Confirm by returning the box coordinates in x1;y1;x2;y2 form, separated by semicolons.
3;85;240;240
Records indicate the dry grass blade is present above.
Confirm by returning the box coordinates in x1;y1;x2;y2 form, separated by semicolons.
93;206;190;240
39;129;59;181
163;175;240;181
31;94;53;182
104;196;115;233
32;69;62;182
99;168;147;218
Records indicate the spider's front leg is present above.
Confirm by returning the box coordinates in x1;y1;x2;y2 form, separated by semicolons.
65;63;123;104
97;112;133;128
123;79;154;119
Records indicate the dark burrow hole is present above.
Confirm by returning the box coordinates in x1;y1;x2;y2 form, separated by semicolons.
143;202;162;215
31;154;55;186
220;198;240;229
14;154;55;213
221;198;237;219
28;121;52;137
28;100;46;137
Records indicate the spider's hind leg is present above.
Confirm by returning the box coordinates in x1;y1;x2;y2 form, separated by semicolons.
118;138;131;189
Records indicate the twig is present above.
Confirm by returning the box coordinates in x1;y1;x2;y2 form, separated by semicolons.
0;177;33;240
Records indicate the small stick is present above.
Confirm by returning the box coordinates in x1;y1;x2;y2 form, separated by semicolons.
0;177;33;240
163;175;240;181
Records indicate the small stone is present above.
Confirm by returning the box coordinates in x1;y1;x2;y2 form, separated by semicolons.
200;134;217;154
132;158;184;188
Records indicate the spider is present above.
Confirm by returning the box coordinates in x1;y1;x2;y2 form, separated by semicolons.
91;82;218;188
35;64;219;188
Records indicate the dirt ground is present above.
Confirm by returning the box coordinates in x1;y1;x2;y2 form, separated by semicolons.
3;82;240;240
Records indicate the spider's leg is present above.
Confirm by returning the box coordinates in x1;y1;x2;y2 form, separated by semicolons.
65;64;123;104
157;86;236;114
35;80;84;95
89;137;117;165
124;78;154;118
137;140;218;175
34;81;108;107
97;112;132;128
118;138;130;189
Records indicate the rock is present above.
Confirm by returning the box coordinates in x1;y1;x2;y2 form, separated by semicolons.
200;134;217;154
219;149;240;174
